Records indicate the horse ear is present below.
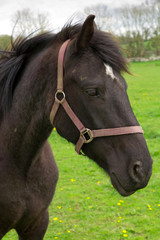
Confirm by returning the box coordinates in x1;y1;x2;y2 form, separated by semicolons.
77;15;95;50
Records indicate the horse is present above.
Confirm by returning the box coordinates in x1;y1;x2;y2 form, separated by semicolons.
0;15;152;239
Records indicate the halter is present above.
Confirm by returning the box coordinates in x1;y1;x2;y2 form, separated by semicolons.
50;40;143;154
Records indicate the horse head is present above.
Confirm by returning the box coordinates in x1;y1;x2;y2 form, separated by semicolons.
53;15;152;196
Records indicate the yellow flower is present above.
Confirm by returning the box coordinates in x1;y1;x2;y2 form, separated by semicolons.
120;200;124;203
123;234;128;237
59;220;63;223
53;217;58;221
53;128;56;131
118;216;122;219
122;230;128;237
67;230;71;233
143;93;147;96
117;202;121;206
54;237;58;239
57;206;62;209
86;197;90;199
147;204;152;210
157;204;160;207
70;179;76;182
60;188;63;191
117;220;121;223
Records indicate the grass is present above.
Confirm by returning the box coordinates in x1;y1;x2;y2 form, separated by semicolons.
3;61;160;240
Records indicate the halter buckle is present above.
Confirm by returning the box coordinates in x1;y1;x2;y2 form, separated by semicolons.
55;90;65;104
80;128;93;144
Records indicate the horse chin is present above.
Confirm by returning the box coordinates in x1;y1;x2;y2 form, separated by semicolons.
110;173;135;197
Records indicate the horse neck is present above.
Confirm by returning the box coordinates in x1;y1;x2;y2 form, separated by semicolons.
0;44;58;172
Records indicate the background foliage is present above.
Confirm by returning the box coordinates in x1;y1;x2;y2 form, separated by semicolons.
0;0;160;58
84;0;160;57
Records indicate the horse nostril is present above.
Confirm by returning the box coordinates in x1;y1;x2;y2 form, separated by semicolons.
130;161;144;183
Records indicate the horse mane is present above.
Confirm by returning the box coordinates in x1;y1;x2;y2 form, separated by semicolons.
0;32;57;119
0;22;128;120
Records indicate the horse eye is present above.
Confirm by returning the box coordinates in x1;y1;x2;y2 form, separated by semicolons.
85;89;99;97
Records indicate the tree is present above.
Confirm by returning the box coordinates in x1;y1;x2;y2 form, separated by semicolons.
11;8;51;37
151;0;160;54
118;0;160;57
83;4;113;31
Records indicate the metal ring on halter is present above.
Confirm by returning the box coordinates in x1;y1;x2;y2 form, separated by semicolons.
55;90;66;104
80;128;93;144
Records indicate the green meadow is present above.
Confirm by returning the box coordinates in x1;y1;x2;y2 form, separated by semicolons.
4;61;160;240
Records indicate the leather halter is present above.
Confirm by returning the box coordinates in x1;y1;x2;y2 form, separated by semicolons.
50;40;143;154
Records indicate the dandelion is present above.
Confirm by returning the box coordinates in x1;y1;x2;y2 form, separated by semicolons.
147;204;152;210
157;204;160;207
67;230;71;233
123;234;128;237
54;237;58;239
119;200;124;203
117;202;121;206
70;178;76;182
122;229;128;237
86;197;90;200
53;128;56;131
59;220;63;223
57;206;62;209
60;188;63;191
118;216;122;222
122;230;128;237
97;181;101;185
53;217;58;221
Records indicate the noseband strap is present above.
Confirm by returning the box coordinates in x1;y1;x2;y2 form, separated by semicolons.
50;40;143;154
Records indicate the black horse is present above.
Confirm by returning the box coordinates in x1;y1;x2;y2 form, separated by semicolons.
0;15;152;239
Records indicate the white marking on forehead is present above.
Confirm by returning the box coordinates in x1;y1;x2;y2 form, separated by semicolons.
104;64;115;80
